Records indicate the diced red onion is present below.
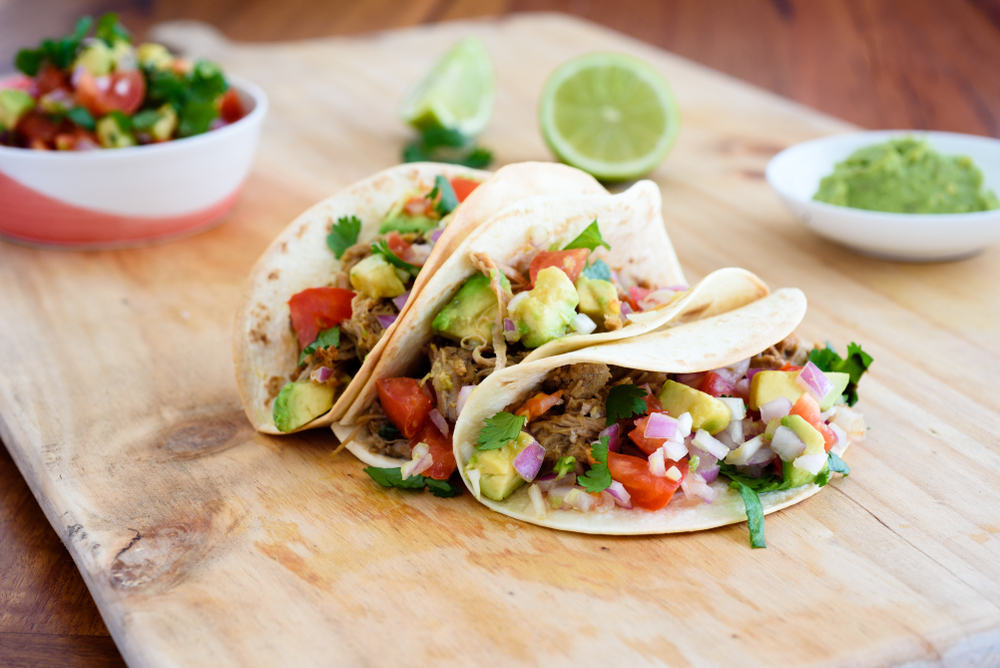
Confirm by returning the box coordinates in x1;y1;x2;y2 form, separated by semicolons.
71;65;87;87
428;408;449;437
536;473;575;493
599;423;621;452
392;291;410;311
796;361;833;399
528;225;549;248
692;429;729;459
401;443;432;479
644;412;678;440
620;301;634;316
504;318;519;343
681;471;718;504
734;378;750;397
429;228;444;244
406;243;433;266
829;423;848;452
713;358;751;385
310;366;333;383
770;426;806;461
605;481;633;509
528;484;547;518
456;385;474;417
572;313;597;335
700;464;720;484
793;453;828;476
742;418;766;440
513;439;545;482
760;396;793;423
648;449;667;477
745;445;777;466
688;445;718;471
376;314;397;329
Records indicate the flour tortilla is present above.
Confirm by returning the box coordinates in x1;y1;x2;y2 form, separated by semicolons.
235;162;603;434
451;288;840;535
336;181;763;466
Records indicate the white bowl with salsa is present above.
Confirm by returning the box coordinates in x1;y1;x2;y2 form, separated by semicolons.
766;130;1000;261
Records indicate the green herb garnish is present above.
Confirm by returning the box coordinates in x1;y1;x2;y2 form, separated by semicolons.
298;326;340;365
605;384;648;426
131;109;160;131
554;456;576;478
371;238;421;277
427;174;459;216
564;220;610;252
477;411;526;451
402;127;492;169
364;466;461;497
731;481;767;548
15;15;93;75
809;342;873;407
66;106;96;131
327;215;362;259
94;12;130;45
577;436;612;493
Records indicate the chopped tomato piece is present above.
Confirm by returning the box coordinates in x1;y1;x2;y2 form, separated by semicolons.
34;65;67;96
219;88;245;124
698;371;735;398
528;249;590;285
628;416;665;456
607;453;687;511
627;286;651;311
449;177;480;203
16;111;59;146
75;69;145;116
780;363;804;372
409;420;456;480
404;196;433;217
515;390;564;422
790;393;838;451
377;377;433;439
644;391;664;415
383;231;411;257
288;287;354;349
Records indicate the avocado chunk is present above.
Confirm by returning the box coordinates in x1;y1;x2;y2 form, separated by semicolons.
763;417;782;442
144;104;178;141
74;40;115;76
136;43;174;70
749;370;804;410
272;379;335;432
96;113;136;148
433;273;502;344
349;254;407;299
467;432;533;501
779;415;827;487
379;215;439;235
0;89;34;131
658;379;730;434
575;275;620;328
509;266;579;348
818;371;851;411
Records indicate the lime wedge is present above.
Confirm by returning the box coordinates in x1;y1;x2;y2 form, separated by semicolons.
400;37;495;137
539;52;681;181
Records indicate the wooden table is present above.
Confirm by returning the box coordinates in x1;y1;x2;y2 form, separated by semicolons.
2;2;999;666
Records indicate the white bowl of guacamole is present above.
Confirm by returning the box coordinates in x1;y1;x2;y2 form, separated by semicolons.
766;130;1000;261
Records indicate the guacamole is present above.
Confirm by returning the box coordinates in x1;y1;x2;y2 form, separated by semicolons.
814;138;999;214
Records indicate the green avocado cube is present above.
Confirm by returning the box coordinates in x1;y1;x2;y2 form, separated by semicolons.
575;275;620;326
272;379;335;432
0;89;35;131
509;267;579;348
818;372;851;411
779;414;827;487
658;379;730;435
349;254;406;299
749;370;805;410
433;273;499;345
74;41;115;76
468;432;533;501
96;113;136;148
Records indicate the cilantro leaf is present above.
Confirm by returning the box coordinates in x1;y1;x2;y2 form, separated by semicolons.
15;49;44;76
578;436;612;493
581;258;612;282
827;452;850;476
427;175;459;216
327;215;362;259
371;238;421;277
131;109;160;131
177;98;217;138
426;478;461;498
564;220;611;252
377;423;402;441
554;456;576;478
809;341;873;406
718;462;792;494
95;12;131;45
731;481;767;548
401;128;493;169
67;107;96;131
17;16;94;75
605;384;648;426
298;326;340;365
477;412;526;450
364;466;427;490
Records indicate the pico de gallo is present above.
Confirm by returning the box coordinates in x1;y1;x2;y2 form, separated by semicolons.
272;174;483;434
463;337;872;546
360;219;687;495
0;13;246;150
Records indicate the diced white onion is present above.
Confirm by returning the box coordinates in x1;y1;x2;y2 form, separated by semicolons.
713;358;751;385
793;453;828;476
665;465;682;482
401;444;433;479
831;406;866;439
565;488;596;512
681;471;718;504
605;481;632;508
662;440;688;461
692;429;730;459
456;385;474;417
648;449;667;477
760;397;793;424
428;409;449;437
571;313;597;335
528;484;547;519
820;406;837;421
723;418;744;445
676;412;693;438
746;444;776;466
718;397;747;421
770;426;806;461
725;435;765;466
466;467;482;499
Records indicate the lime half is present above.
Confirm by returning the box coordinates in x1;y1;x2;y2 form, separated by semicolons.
400;37;495;137
539;52;681;181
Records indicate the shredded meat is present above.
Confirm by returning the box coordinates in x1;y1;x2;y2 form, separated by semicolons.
429;344;478;422
470;251;513;372
750;334;809;370
340;294;396;360
358;401;411;458
544;363;612;402
339;241;372;273
532;413;607;465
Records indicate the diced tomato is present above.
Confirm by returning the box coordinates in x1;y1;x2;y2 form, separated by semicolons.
75;69;145;116
16;111;59;146
377;377;433;439
219;88;245;124
698;371;735;398
607;453;687;511
449;177;480;203
628;286;651;311
404;196;433;217
528;249;590;285
34;65;67;96
288;287;355;349
780;363;804;373
644;391;664;415
789;393;838;451
515;390;563;422
383;231;411;257
628;415;666;456
409;420;456;480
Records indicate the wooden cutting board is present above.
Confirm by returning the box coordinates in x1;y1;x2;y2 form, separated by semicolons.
2;13;999;668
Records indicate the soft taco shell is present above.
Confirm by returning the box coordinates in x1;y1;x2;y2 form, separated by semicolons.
451;287;830;535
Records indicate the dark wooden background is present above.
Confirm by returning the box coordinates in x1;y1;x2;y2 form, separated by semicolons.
1;1;998;666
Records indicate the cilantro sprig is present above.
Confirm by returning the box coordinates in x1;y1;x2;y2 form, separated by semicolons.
402;128;492;169
427;175;459;216
477;412;526;451
578;436;612;493
298;326;340;365
15;16;93;75
564;220;611;252
364;466;461;498
371;238;421;277
605;384;648;426
809;342;873;407
145;58;229;138
581;258;612;282
731;481;767;548
327;215;362;259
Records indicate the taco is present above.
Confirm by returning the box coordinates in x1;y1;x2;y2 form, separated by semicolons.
234;161;604;434
333;180;772;483
450;288;872;543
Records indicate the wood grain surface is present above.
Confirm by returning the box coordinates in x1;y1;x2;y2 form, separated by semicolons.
2;4;1000;668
